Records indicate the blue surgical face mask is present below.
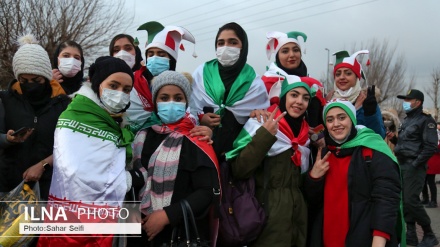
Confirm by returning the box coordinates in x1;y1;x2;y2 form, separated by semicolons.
147;56;170;76
157;101;186;124
402;101;412;112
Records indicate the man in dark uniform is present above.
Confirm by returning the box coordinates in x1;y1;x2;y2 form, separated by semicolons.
393;89;439;247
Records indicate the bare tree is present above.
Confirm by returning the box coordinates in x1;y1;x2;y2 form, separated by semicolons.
424;68;440;121
0;0;131;88
354;39;408;107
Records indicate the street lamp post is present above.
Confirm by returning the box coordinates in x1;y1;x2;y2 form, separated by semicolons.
325;48;330;93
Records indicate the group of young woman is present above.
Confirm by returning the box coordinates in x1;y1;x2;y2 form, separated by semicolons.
0;20;403;247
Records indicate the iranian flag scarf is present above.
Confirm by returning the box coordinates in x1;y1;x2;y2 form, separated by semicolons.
226;104;310;173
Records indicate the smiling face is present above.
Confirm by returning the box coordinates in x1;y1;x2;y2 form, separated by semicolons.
284;87;310;118
334;67;357;91
278;42;301;70
325;107;352;142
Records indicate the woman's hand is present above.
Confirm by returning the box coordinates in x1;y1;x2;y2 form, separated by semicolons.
310;148;331;179
142;210;169;241
355;90;366;110
6;129;34;143
371;236;387;247
190;126;213;144
52;69;63;83
23;162;45;182
262;107;286;136
249;109;271;123
200;113;221;128
325;90;335;101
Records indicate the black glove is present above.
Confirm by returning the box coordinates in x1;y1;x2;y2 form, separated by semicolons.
363;85;377;116
129;168;145;191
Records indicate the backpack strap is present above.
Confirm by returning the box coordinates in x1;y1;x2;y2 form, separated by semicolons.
362;147;373;166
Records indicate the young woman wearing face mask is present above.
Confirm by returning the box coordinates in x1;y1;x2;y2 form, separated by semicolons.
304;99;404;247
128;71;220;246
37;56;137;246
326;50;386;138
226;75;314;247
190;22;269;161
122;24;199;134
52;40;85;94
0;35;70;200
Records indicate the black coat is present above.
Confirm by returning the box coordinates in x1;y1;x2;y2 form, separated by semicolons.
304;147;401;247
394;106;438;167
0;84;70;199
138;130;220;247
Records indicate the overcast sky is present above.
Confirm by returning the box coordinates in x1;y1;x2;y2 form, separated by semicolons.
118;0;439;107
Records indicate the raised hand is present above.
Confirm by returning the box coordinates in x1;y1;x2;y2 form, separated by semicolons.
310;148;331;179
262;107;286;136
362;85;377;116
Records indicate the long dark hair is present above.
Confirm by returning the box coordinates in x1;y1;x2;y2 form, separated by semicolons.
109;34;142;71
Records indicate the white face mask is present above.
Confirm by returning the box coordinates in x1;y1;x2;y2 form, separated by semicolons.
114;50;136;69
58;57;82;78
100;87;130;114
216;46;240;67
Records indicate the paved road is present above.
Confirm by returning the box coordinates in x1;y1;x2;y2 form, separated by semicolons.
412;181;440;247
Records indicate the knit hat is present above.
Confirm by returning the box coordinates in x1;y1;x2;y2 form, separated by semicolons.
280;75;313;98
152;71;192;103
266;31;307;60
139;21;196;60
89;56;134;94
323;99;357;125
333;50;369;79
12;34;52;81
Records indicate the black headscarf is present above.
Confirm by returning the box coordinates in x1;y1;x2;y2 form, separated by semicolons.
215;22;248;97
52;41;85;94
275;53;308;77
109;34;143;72
279;94;305;137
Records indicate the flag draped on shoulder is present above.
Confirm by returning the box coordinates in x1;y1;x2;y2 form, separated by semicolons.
190;59;269;124
226;104;310;173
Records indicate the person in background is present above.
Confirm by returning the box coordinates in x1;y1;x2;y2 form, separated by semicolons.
126;21;196;133
305;99;403;247
421;122;440;208
326;50;386;138
262;30;326;128
226;75;315;247
0;34;69;200
393;89;438;247
381;109;400;152
130;71;220;246
190;22;269;161
38;56;137;246
52;40;85;94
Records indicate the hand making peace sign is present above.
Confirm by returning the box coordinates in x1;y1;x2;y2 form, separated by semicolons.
310;148;331;179
262;106;286;136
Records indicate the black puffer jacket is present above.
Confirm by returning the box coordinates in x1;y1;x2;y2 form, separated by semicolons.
304;146;402;247
394;106;437;167
0;80;70;199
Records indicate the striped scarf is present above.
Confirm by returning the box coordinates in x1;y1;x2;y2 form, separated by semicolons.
140;129;184;215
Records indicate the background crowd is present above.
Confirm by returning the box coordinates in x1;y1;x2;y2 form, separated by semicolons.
1;19;440;247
